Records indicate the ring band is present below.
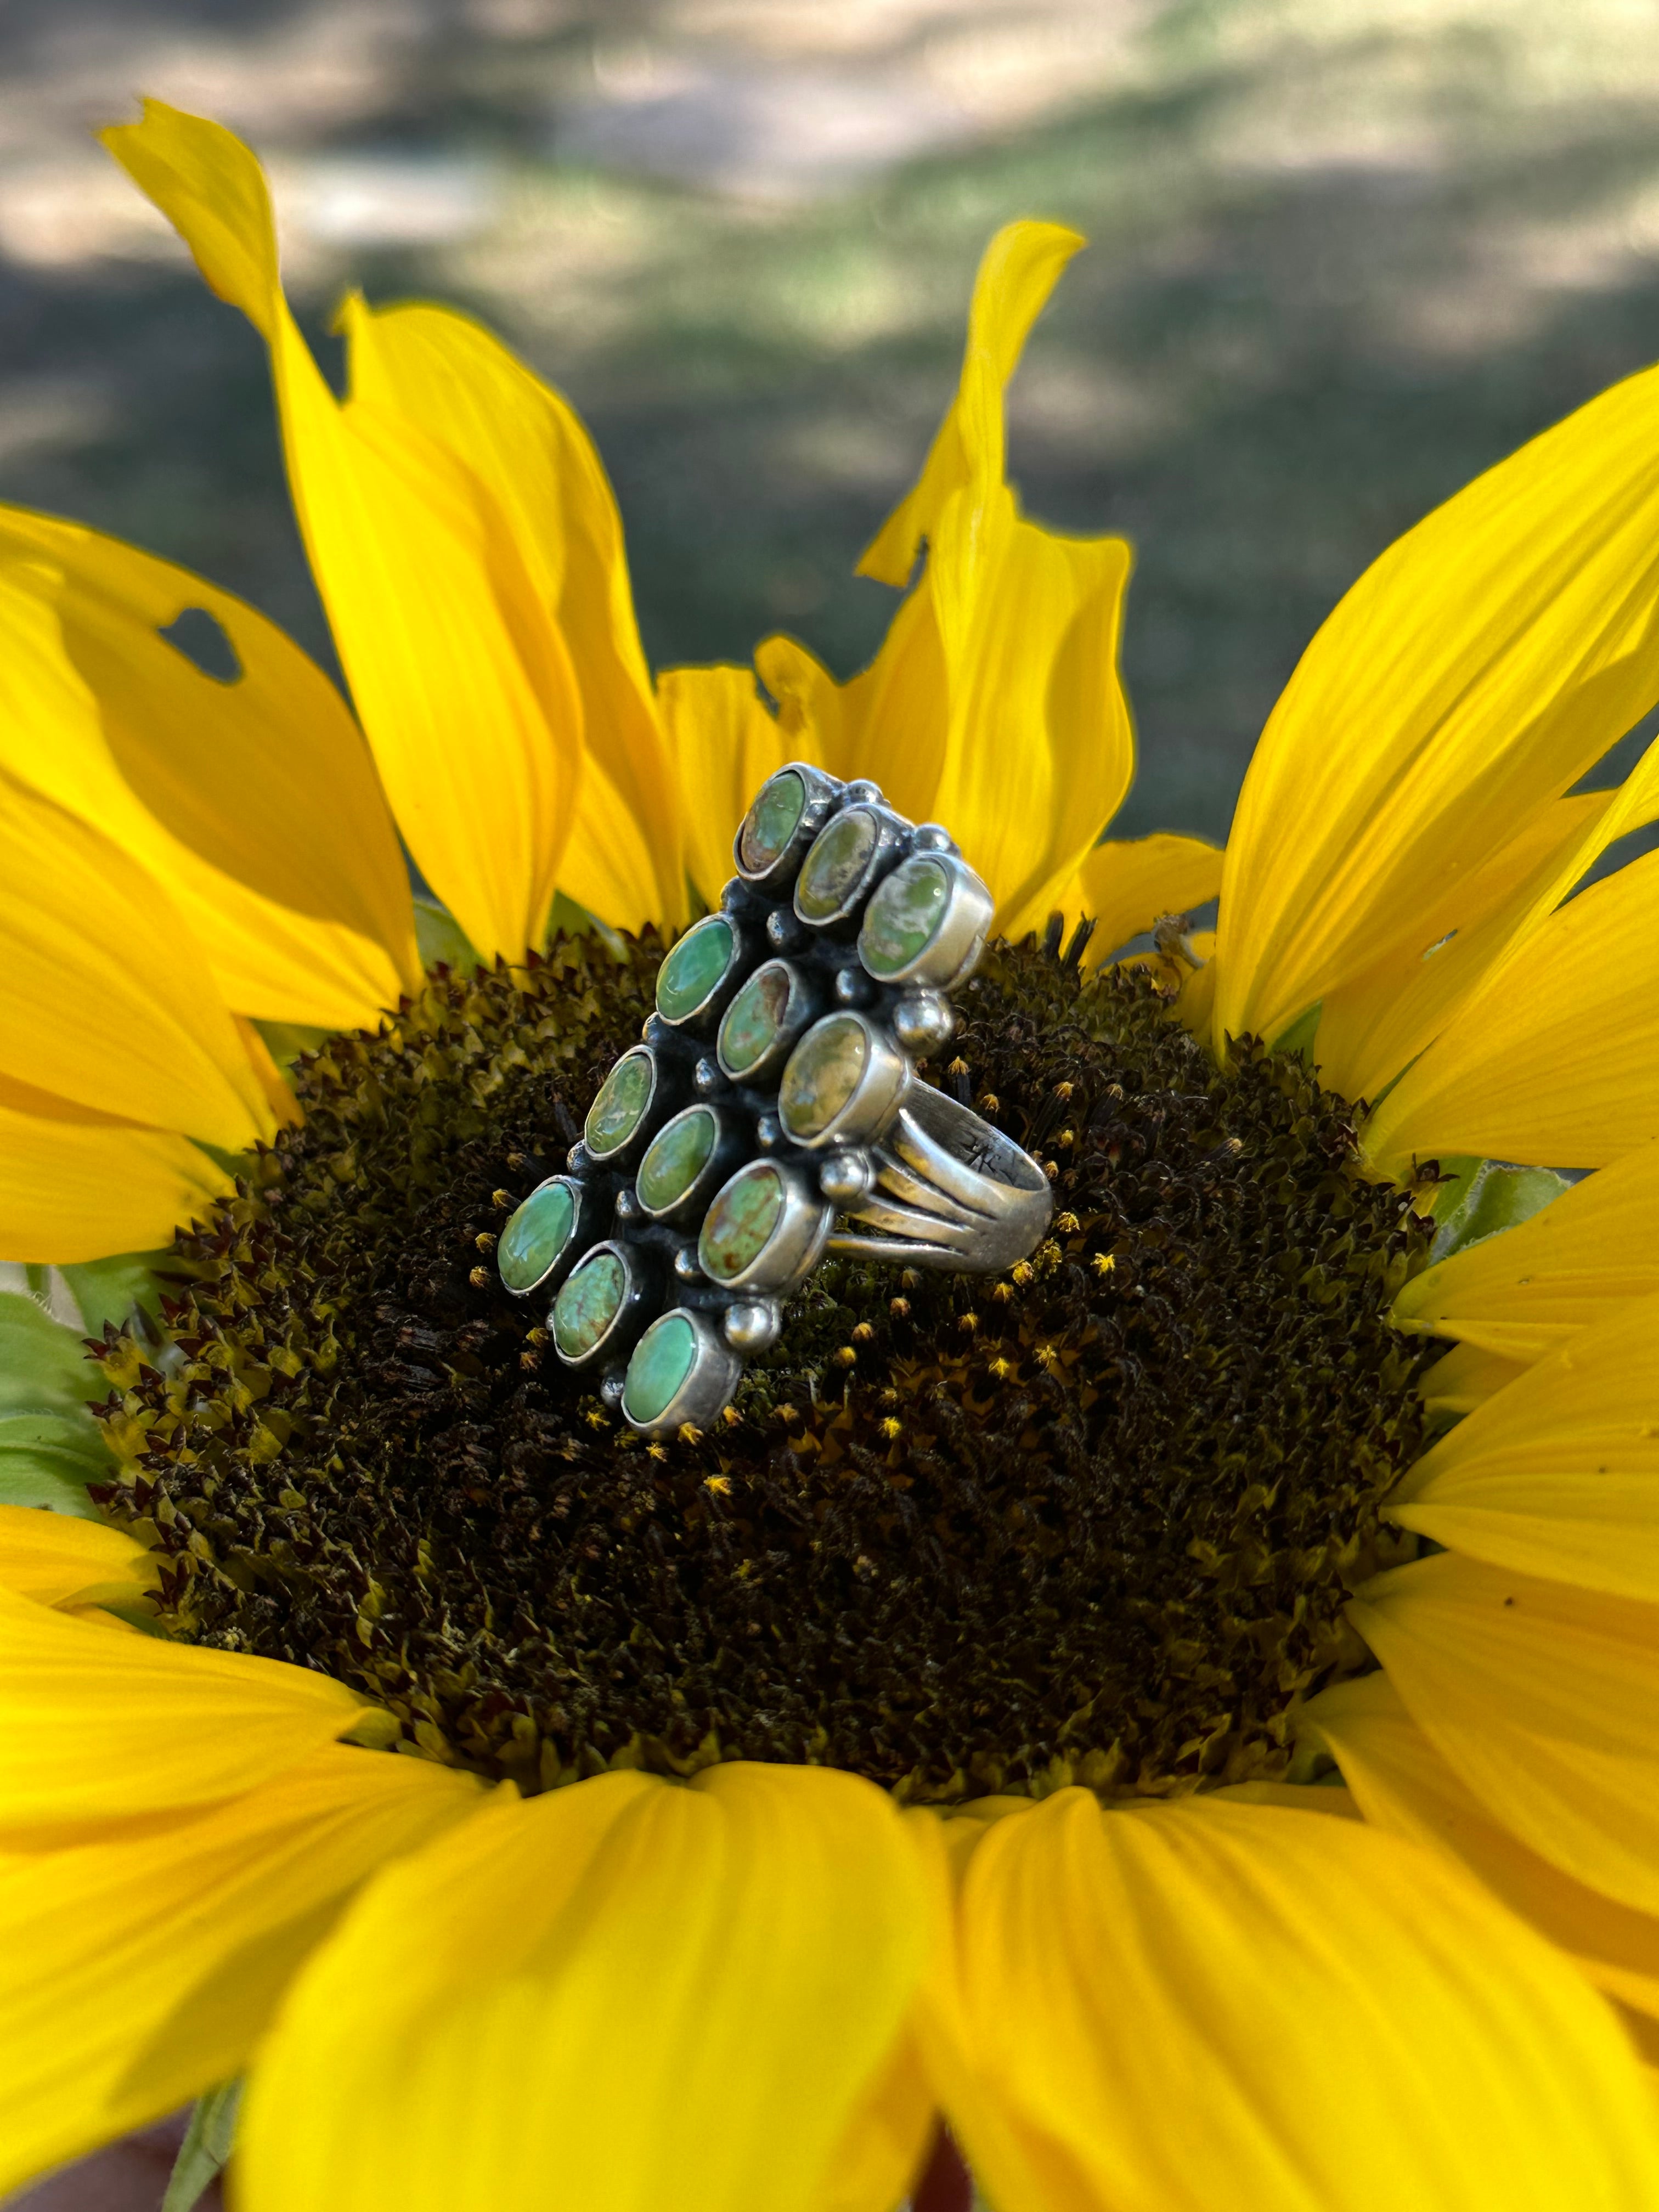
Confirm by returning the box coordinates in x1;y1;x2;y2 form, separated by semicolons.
497;765;1052;1435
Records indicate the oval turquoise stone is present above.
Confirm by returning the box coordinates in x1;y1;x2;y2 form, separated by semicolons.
718;962;794;1076
860;856;951;979
778;1015;868;1141
796;808;878;922
623;1311;698;1426
551;1248;628;1361
584;1049;654;1156
656;916;735;1023
738;769;806;874
636;1106;717;1214
699;1163;786;1283
496;1177;577;1294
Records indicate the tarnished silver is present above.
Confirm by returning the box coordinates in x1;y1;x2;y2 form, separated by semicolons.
827;1086;1054;1273
504;763;1052;1437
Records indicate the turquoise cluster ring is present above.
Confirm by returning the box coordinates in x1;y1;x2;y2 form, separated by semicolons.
496;764;1053;1436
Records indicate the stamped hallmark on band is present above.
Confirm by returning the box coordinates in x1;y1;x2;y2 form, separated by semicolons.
497;765;1052;1435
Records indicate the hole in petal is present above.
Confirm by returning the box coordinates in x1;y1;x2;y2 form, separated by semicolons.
159;607;241;685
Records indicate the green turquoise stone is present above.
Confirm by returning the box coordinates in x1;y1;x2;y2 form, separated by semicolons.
584;1049;653;1156
699;1163;786;1283
496;1178;577;1293
719;962;794;1076
778;1015;868;1141
738;769;807;874
796;808;877;922
623;1312;698;1426
860;856;950;978
636;1107;717;1213
656;917;735;1023
551;1248;628;1360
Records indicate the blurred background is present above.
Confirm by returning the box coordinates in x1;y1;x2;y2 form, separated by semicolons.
3;0;1659;846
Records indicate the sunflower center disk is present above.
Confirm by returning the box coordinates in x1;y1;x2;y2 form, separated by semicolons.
98;937;1436;1803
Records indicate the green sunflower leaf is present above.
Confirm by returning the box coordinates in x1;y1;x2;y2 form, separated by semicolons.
162;2078;243;2212
0;1288;116;1518
1430;1159;1571;1261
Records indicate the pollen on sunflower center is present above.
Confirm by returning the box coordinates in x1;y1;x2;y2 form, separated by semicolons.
94;933;1438;1805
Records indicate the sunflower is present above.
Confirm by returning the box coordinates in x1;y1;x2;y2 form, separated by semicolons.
3;93;1659;2212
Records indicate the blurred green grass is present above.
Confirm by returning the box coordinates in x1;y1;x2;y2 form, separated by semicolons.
4;0;1659;847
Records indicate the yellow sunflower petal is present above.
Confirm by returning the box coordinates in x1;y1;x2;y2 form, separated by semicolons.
1418;1337;1533;1416
1304;1671;1659;2024
1363;848;1659;1177
1385;1292;1659;1601
0;1744;482;2199
926;495;1135;937
754;633;861;782
859;222;1085;588
1351;1551;1659;1915
0;768;277;1150
0;1581;370;1831
240;1762;938;2212
936;1786;1659;2212
1056;833;1224;962
340;297;684;934
0;1503;156;1611
0;505;416;1028
811;2032;936;2212
1393;1144;1659;1361
103;102;582;963
656;664;811;912
1311;789;1608;1104
0;1071;232;1266
1214;358;1659;1056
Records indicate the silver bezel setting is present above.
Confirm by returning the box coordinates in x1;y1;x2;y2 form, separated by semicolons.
732;762;845;890
792;804;911;928
858;851;994;990
777;1011;912;1151
497;1173;592;1300
697;1159;834;1294
581;1045;665;1169
653;912;746;1030
715;957;819;1084
622;1307;745;1435
549;1239;654;1368
633;1104;741;1226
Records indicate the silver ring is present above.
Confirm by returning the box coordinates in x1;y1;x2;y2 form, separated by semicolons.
496;765;1052;1435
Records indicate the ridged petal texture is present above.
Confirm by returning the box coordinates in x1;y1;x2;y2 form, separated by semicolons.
0;1502;156;1612
757;222;1135;934
1213;347;1659;1057
0;1525;484;2198
924;1790;1659;2212
1350;1552;1659;1918
657;664;819;912
0;744;303;1259
1383;1287;1659;1602
1362;845;1659;1177
0;504;417;1029
1304;1672;1659;2035
103;103;611;961
239;1764;939;2212
1392;1142;1659;1362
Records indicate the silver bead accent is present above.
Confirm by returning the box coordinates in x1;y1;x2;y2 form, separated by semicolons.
723;1299;782;1354
818;1150;876;1206
912;823;955;853
673;1244;704;1282
893;991;956;1058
